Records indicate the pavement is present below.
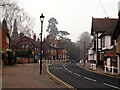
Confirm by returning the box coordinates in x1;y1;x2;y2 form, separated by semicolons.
2;63;66;88
77;61;120;78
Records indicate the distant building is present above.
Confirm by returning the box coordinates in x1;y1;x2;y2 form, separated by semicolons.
43;35;67;60
88;41;94;62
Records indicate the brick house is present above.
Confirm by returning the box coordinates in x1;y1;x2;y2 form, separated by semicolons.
12;33;40;52
11;33;40;63
43;35;67;61
11;19;40;63
1;19;11;65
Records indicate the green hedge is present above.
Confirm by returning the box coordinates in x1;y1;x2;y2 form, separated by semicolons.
15;50;33;58
15;51;28;57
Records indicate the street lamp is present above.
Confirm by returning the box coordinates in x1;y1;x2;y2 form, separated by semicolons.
83;42;86;66
40;13;45;74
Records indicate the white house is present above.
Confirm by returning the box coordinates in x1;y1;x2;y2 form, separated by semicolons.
91;17;118;67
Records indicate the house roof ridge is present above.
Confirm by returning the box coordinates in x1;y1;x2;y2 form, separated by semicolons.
92;17;118;20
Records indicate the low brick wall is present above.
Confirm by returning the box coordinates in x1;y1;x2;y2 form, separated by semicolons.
17;57;33;64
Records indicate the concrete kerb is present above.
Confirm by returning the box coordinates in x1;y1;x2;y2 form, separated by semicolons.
77;63;120;79
45;64;76;89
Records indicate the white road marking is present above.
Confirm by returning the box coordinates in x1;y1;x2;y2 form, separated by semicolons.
63;64;68;70
67;70;72;73
103;83;120;89
84;76;97;82
52;67;62;69
73;73;81;77
59;68;62;69
63;64;72;73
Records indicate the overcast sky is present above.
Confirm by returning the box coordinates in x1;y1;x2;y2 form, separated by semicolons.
17;0;119;42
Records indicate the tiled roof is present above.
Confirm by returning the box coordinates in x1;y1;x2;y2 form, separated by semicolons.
11;35;40;49
22;36;40;47
91;18;118;35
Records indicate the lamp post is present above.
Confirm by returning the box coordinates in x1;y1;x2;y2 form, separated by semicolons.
40;13;45;74
83;42;86;66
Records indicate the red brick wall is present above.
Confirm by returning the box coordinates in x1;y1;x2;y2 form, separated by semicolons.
17;57;33;64
0;27;2;52
1;28;9;54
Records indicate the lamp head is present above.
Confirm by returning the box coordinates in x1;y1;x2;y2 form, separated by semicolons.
40;13;45;22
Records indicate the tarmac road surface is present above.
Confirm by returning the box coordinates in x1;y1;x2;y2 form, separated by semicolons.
48;62;120;89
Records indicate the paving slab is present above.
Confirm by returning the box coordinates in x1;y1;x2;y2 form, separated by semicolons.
2;63;65;88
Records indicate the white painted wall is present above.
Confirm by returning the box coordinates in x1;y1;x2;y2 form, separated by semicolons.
88;47;94;61
98;33;102;37
94;53;96;61
102;35;114;50
98;38;101;49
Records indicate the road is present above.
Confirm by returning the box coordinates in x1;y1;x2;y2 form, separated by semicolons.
48;62;120;89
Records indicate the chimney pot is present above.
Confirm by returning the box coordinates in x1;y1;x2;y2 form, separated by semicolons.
33;33;36;41
20;32;24;40
37;38;40;42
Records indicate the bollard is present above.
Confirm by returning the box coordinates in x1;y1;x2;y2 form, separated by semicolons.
92;64;93;70
94;64;96;70
93;64;94;70
104;65;107;73
80;61;81;63
111;66;114;75
90;64;92;69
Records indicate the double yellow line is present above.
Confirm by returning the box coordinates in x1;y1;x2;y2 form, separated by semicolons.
46;65;76;89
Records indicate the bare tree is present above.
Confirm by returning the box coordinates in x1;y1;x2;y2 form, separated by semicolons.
0;0;34;37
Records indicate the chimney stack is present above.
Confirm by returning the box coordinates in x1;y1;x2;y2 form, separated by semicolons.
20;32;24;40
37;37;40;42
33;33;36;41
118;1;120;12
118;1;120;18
